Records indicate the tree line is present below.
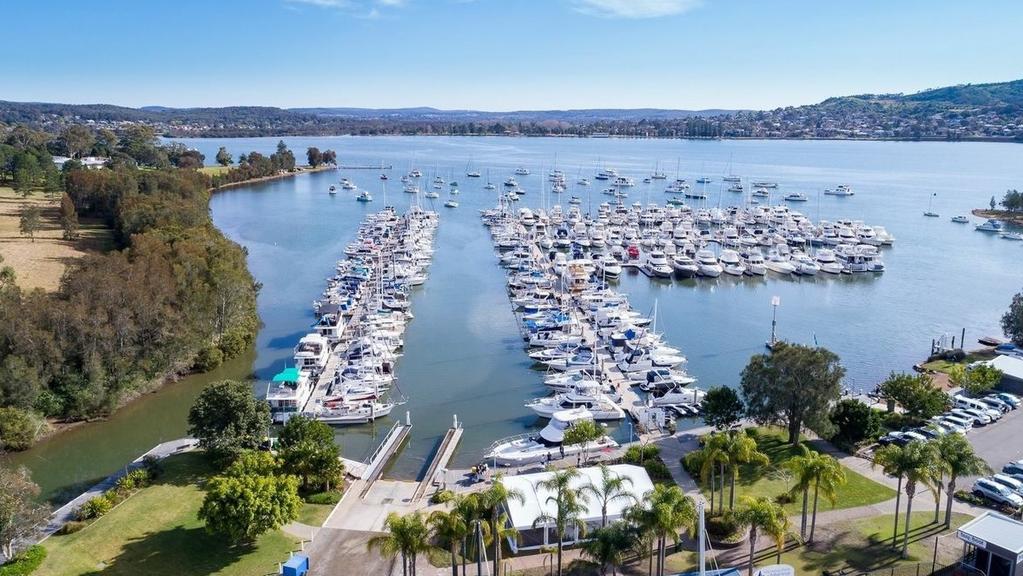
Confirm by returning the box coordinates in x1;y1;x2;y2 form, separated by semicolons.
0;124;260;451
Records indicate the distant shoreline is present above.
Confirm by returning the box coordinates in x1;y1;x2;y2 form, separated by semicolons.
972;208;1023;225
174;133;1023;144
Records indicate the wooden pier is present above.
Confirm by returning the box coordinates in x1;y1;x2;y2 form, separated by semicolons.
412;418;464;502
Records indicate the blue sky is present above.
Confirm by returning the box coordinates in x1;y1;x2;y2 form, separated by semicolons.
5;0;1022;111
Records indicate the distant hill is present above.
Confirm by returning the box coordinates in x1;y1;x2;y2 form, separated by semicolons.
1;78;1020;140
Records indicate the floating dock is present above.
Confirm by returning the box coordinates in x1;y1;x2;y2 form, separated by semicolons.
359;417;412;497
412;418;464;502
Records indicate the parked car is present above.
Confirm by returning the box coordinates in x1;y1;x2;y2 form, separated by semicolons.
951;408;991;426
939;414;974;431
914;426;944;440
980;396;1012;413
973;477;1023;508
1000;462;1023;482
932;417;969;435
990;474;1023;498
994;392;1021;408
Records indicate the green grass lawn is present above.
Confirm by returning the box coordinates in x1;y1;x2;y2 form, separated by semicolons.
921;350;995;374
663;512;971;576
38;452;299;576
296;502;334;527
198;166;231;176
699;428;897;515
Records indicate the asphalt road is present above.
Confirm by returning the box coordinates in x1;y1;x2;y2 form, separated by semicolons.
963;404;1023;480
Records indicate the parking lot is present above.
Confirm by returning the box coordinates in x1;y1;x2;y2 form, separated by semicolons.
964;402;1023;482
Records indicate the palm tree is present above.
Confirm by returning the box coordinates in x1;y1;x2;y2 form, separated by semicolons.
533;468;589;576
623;501;657;576
582;524;634;576
478;476;525;576
876;441;938;556
699;433;729;514
873;443;909;547
935;433;991;528
368;511;432;576
722;431;769;509
785;447;814;540
581;464;636;527
794;451;846;543
429;505;470;576
452;493;486;576
644;484;697;576
733;496;788;576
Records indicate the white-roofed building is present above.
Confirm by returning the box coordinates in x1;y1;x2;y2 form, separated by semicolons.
956;512;1023;576
501;464;654;552
989;355;1023;394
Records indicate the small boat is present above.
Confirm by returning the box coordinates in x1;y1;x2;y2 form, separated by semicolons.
951;215;970;224
783;192;809;202
923;211;940;218
577;178;591;186
751;181;778;188
484;182;496;190
515;167;530;175
569;196;582;205
727;184;743;193
379;173;388;180
504;177;518;187
444;199;459;208
356;190;373;202
976;219;1004;232
1001;232;1023;241
824;185;854;196
425;191;439;199
329;185;337;194
696;177;712;184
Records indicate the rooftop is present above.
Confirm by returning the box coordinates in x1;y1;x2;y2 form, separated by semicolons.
957;511;1023;554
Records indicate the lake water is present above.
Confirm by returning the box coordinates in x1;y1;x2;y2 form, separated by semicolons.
10;137;1023;496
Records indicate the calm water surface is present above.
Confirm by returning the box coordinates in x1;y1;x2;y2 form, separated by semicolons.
11;137;1023;495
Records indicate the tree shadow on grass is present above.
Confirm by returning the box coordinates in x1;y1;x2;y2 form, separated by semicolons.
81;525;255;576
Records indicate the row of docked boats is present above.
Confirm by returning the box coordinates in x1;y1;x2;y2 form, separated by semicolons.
479;199;704;466
265;207;438;425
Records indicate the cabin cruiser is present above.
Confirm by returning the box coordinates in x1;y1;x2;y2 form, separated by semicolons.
814;249;844;274
672;254;699;278
525;386;625;420
764;249;796;275
652;386;707;407
951;215;970;224
752;181;778;188
515;167;530;175
617;347;686;373
719;249;746;276
824;185;854;196
314;400;395;425
484;408;618;467
695;249;723;278
612;176;635;187
504;177;519;187
629;368;697;392
740;249;767;276
976;219;1004;232
642;250;673;278
784;192;809;202
596;254;622;278
266;367;314;423
294;333;330;374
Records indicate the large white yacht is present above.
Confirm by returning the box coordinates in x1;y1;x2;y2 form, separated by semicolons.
484;408;618;467
642;250;673;278
525;384;625;420
719;249;746;276
294;333;330;374
695;249;723;277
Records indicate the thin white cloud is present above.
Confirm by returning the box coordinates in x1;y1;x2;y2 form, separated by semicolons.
285;0;406;12
286;0;353;7
571;0;701;18
376;0;407;5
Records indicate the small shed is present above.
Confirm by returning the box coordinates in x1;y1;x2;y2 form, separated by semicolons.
281;553;309;576
956;512;1023;576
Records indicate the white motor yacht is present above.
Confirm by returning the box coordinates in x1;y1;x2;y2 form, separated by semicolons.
695;249;723;278
642;250;673;278
266;367;314;423
525;387;625;421
791;253;820;275
313;400;395;425
596;254;622;278
652;386;706;407
740;249;767;276
814;249;844;274
764;249;796;275
824;185;854;196
719;249;746;276
976;219;1004;233
484;408;618;467
672;254;699;278
294;333;330;374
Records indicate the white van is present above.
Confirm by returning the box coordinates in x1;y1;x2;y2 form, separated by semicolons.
955;395;992;413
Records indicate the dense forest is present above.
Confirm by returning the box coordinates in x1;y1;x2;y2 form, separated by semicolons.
0;125;261;451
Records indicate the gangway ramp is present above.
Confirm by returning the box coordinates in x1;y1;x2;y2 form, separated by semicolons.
359;414;412;498
412;416;464;502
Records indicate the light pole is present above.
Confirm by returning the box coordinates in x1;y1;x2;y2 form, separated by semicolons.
767;295;780;350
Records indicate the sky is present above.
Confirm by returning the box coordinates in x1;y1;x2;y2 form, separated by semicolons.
4;0;1022;111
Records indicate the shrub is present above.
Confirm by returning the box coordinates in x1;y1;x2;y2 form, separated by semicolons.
682;451;705;477
141;455;163;479
0;407;43;451
774;493;795;505
829;399;883;445
57;521;88;535
0;545;47;576
76;495;113;520
194;345;224;371
305;490;343;505
705;514;744;544
642;459;673;483
883;411;922;431
218;328;251;359
624;444;661;464
125;468;151;488
429;489;455;505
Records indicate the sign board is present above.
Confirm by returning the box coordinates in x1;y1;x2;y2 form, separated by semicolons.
755;565;795;576
957;529;987;549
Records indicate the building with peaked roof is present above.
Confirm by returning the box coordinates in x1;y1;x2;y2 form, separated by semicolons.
956;512;1023;576
501;464;654;552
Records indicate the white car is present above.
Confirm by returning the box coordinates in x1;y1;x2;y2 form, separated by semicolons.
990;474;1023;498
951;408;991;425
932;417;968;435
1003;462;1023;481
980;396;1012;413
973;478;1023;508
939;414;974;431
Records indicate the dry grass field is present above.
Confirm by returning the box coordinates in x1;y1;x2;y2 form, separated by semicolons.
0;186;113;291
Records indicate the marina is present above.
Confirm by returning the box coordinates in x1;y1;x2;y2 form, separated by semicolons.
11;136;1023;493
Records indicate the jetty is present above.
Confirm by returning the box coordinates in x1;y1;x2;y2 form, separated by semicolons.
359;417;412;497
412;417;464;501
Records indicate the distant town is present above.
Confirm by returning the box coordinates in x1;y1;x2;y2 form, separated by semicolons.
2;79;1022;141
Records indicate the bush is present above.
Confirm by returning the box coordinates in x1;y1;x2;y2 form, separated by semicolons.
883;411;922;432
305;490;343;505
0;545;47;576
682;451;705;477
194;345;224;371
141;455;163;479
642;459;673;483
76;495;112;520
0;407;43;451
829;399;883;445
774;493;795;505
429;489;455;505
624;444;661;464
705;514;744;544
218;328;251;359
57;521;88;535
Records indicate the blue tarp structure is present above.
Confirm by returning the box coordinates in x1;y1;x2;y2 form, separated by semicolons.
282;553;309;576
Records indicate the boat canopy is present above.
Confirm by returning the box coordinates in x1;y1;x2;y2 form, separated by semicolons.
273;367;302;383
